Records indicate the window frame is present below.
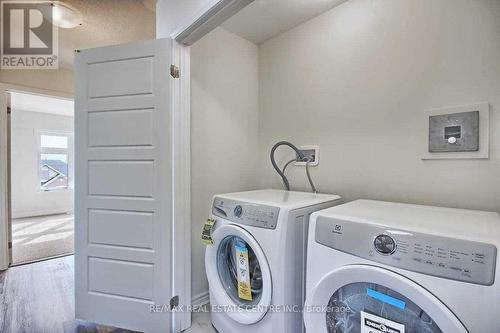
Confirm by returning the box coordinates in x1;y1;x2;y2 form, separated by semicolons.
37;130;74;192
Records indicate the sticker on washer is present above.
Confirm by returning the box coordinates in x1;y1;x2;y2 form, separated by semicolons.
201;218;216;245
235;244;252;301
360;311;405;333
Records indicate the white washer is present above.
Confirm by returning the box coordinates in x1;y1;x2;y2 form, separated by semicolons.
205;189;342;333
304;200;500;333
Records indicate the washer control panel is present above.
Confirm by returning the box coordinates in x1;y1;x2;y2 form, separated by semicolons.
212;197;280;229
315;217;497;285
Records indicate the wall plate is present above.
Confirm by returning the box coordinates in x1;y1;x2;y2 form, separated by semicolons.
295;145;319;166
429;111;479;152
422;102;489;160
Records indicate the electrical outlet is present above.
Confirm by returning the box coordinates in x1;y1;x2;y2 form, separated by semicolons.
295;146;319;166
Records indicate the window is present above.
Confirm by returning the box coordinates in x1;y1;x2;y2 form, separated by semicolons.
39;133;73;191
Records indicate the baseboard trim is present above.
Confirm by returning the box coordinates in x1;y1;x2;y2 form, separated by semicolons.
10;252;73;267
12;211;73;220
191;290;209;306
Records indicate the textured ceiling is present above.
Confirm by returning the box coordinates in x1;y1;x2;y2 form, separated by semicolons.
58;0;155;69
222;0;347;44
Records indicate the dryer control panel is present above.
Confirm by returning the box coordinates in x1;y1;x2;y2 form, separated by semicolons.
212;197;280;229
315;217;497;285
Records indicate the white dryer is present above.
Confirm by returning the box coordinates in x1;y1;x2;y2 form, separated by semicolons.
304;200;500;333
205;189;341;333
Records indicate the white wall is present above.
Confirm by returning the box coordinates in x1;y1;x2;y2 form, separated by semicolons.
0;68;74;94
191;27;260;299
257;0;500;212
11;110;74;218
163;0;500;303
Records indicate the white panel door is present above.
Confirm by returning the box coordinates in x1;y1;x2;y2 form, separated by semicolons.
75;39;173;333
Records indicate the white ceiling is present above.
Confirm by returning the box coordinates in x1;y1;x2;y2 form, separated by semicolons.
221;0;347;44
11;92;74;117
58;0;155;69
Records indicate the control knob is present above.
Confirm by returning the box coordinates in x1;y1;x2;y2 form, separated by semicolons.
234;205;243;218
374;234;396;255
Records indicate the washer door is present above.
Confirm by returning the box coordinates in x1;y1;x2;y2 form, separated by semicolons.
205;223;272;325
304;265;468;333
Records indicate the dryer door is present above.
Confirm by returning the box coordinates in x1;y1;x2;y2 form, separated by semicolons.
304;265;467;333
206;223;272;325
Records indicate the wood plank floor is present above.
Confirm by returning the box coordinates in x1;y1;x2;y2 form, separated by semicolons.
0;255;135;333
0;255;216;333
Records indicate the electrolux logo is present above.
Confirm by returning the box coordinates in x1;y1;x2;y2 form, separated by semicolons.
332;224;343;235
1;1;58;69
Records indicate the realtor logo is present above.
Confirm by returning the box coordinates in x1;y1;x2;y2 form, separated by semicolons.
1;1;58;69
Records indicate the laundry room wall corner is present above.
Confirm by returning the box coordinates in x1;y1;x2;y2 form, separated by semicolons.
190;27;260;299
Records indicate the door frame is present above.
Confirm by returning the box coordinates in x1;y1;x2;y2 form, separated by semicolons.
169;0;255;330
0;83;73;270
171;40;192;332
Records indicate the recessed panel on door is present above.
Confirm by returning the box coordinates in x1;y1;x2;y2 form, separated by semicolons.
88;257;154;300
88;209;154;249
87;57;153;98
88;109;154;147
88;160;154;197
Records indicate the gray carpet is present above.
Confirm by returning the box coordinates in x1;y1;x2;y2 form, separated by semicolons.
11;214;74;264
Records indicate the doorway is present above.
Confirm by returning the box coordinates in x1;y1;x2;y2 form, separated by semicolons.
8;91;74;265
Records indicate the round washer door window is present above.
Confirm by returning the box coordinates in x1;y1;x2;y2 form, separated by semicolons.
327;282;441;332
217;235;263;307
205;223;272;325
304;265;467;333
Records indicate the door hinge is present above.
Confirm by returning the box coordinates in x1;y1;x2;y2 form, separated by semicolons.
8;242;12;249
170;295;179;310
170;64;180;78
7;107;11;114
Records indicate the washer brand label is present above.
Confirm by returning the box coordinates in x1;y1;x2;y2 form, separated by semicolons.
361;311;405;333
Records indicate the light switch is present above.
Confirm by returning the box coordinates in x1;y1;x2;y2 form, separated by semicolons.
429;111;479;153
